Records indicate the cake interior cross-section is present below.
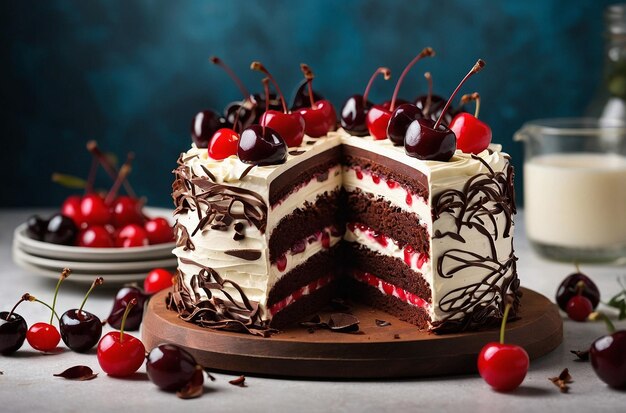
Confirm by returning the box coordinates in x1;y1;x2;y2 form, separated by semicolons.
168;130;519;337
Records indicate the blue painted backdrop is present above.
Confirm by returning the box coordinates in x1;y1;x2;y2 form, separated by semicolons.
0;0;614;207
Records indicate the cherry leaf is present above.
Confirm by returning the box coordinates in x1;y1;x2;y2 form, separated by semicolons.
53;365;98;381
229;375;246;387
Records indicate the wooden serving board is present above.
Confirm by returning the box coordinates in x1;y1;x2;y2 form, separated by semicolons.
142;288;562;379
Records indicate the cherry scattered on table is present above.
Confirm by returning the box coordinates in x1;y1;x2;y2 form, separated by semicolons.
60;277;104;353
0;294;30;355
589;312;626;389
477;300;529;392
146;343;202;392
97;298;146;377
25;268;70;352
107;286;149;331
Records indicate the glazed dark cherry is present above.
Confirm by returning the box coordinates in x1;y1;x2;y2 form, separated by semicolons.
238;125;288;166
366;47;435;140
60;277;103;352
210;56;256;130
404;119;457;161
252;91;283;120
404;59;485;161
291;78;325;111
26;215;48;241
590;313;626;389
555;270;600;311
190;110;228;148
146;343;200;391
107;286;148;331
566;295;593;322
0;294;30;355
387;103;425;145
295;64;337;138
340;66;390;136
43;213;78;246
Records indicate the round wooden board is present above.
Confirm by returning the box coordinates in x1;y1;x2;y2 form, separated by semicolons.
142;288;562;379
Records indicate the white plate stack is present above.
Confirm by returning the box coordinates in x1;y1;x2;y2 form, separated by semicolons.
12;207;177;284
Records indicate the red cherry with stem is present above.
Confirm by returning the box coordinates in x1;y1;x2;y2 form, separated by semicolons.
25;270;68;352
340;67;391;136
589;312;626;389
111;195;144;228
0;294;30;355
208;128;240;160
78;225;114;248
405;59;485;161
252;61;306;147
566;281;593;322
450;92;492;154
366;47;435;140
295;64;337;137
80;193;111;226
116;223;149;247
477;301;529;392
60;277;104;352
144;217;174;245
144;268;175;294
97;298;146;377
61;195;83;226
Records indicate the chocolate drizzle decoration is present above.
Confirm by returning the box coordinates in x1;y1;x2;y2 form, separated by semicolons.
224;249;262;261
167;258;275;337
430;156;520;333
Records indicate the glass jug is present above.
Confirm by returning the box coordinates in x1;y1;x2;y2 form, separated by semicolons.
514;118;626;264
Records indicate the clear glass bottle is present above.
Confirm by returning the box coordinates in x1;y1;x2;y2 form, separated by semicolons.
587;4;626;122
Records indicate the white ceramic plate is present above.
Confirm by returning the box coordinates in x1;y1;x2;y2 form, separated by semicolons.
14;207;176;261
13;252;149;284
12;246;177;274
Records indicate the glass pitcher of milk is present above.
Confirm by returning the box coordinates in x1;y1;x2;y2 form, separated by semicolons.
514;118;626;264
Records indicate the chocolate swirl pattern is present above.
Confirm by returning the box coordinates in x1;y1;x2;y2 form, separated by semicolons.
430;157;520;333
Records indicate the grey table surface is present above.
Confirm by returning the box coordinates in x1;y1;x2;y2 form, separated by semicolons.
1;208;624;413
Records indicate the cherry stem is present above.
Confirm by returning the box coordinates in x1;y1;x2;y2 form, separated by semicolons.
6;293;29;320
574;262;581;273
300;63;316;107
50;268;70;325
25;293;61;322
86;141;137;198
590;311;616;334
460;92;481;118
251;61;287;113
262;77;270;135
390;47;435;112
210;56;251;100
575;280;586;297
78;277;104;314
362;67;391;103
85;156;98;194
434;59;485;129
104;154;133;205
119;298;137;343
499;302;512;344
424;72;433;115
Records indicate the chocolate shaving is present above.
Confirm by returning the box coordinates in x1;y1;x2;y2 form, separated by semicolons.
328;313;360;333
571;349;590;361
393;334;401;339
229;375;246;387
299;315;326;329
549;368;573;393
199;164;216;182
224;249;262;261
53;365;98;381
289;150;306;156
177;366;204;399
375;319;391;327
305;140;316;145
238;165;255;180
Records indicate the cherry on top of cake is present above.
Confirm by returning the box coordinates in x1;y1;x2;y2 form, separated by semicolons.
190;50;494;169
